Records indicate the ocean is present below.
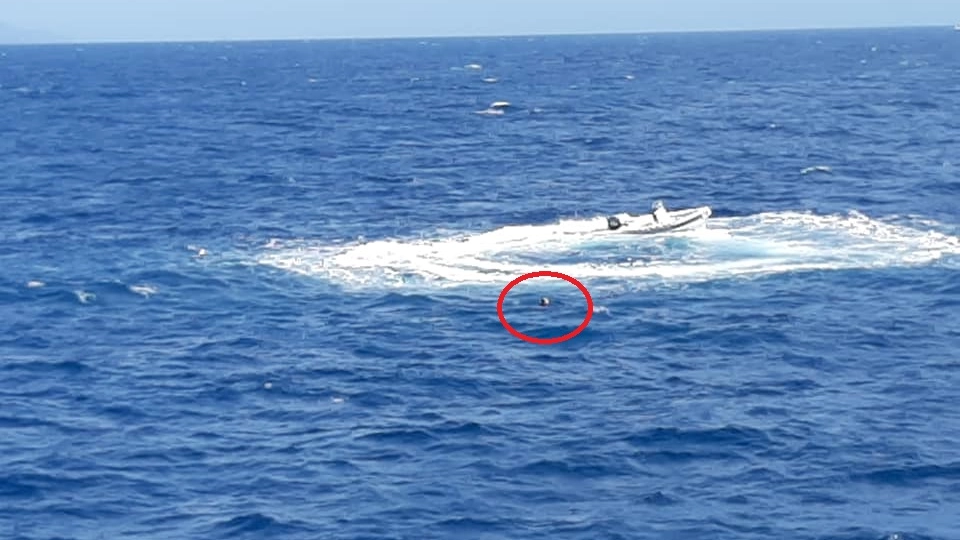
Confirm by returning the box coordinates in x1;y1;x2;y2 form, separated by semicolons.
2;26;959;539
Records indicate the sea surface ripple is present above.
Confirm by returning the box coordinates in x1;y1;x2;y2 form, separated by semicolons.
2;27;960;539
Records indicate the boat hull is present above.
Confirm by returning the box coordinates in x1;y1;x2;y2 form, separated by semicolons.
605;206;711;235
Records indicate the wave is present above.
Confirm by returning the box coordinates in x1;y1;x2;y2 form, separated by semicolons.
256;210;960;291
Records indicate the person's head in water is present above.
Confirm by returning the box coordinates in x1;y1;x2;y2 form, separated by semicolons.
539;297;551;306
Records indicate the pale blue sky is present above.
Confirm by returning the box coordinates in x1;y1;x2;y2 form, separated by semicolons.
1;0;957;43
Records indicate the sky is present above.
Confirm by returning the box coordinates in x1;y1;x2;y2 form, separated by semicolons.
0;0;957;43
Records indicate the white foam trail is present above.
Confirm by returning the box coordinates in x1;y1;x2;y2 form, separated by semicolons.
257;211;960;291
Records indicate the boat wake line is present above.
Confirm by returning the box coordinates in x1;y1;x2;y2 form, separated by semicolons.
256;210;960;291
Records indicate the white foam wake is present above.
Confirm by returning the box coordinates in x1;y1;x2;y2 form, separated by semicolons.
256;210;960;290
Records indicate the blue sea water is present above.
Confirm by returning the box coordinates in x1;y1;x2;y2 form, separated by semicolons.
2;26;960;539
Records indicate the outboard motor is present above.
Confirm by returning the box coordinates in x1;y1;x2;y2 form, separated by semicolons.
606;216;622;230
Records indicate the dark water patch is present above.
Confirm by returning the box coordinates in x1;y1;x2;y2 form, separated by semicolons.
850;462;960;487
210;513;314;539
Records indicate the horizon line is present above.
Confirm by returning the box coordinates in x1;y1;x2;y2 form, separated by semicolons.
0;22;951;47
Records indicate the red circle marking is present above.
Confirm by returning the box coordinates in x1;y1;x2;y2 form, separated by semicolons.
497;270;594;345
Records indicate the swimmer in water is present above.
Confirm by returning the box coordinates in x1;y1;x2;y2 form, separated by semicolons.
539;297;551;306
